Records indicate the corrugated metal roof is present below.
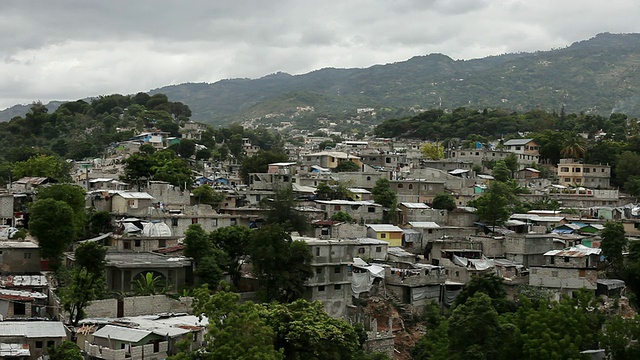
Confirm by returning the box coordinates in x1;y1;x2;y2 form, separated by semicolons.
544;245;602;257
115;192;154;200
0;343;30;357
366;224;403;232
504;138;534;146
92;325;152;343
0;322;66;338
408;221;441;229
400;202;430;209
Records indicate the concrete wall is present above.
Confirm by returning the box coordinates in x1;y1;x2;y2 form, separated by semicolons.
84;295;193;318
0;245;41;274
529;267;598;290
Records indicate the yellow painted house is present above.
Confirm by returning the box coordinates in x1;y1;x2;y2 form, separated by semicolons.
366;224;403;247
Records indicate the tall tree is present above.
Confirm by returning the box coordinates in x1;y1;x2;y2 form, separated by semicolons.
249;225;312;303
37;184;87;238
262;186;309;234
601;221;627;275
263;299;365;360
210;225;252;288
178;286;283;360
12;154;72;182
28;199;75;270
469;181;514;231
372;178;397;223
448;293;503;360
60;242;107;325
432;193;456;211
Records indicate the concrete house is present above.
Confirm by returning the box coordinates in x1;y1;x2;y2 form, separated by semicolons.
111;192;155;215
529;245;602;299
315;200;383;222
0;321;67;360
557;158;611;188
366;224;403;247
0;241;41;274
302;151;362;170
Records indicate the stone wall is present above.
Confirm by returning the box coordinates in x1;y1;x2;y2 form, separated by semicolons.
84;295;193;318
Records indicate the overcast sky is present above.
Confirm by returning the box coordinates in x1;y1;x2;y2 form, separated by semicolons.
1;0;639;110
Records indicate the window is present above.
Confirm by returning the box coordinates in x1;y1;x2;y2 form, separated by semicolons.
368;207;376;213
230;218;237;225
321;228;330;236
549;257;554;265
376;246;382;253
171;218;178;227
315;247;320;256
366;176;371;181
358;247;365;254
13;302;26;315
47;341;54;349
397;183;403;188
316;268;322;274
255;195;261;201
561;167;569;172
575;168;581;172
158;239;166;248
191;218;198;224
380;233;387;238
475;152;479;156
564;178;571;182
386;158;391;163
564;257;570;263
334;205;341;211
135;239;141;247
579;269;586;277
35;341;43;349
334;284;342;290
23;252;31;259
428;229;433;234
123;241;131;250
212;219;218;227
318;286;325;292
515;146;521;150
584;168;590;173
334;267;341;273
408;184;413;189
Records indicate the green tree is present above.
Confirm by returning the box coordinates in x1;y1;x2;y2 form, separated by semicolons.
335;160;360;172
560;134;587;159
331;211;353;222
263;299;364;360
177;139;196;158
492;161;511;182
239;150;289;184
448;293;503;360
87;211;113;237
192;184;225;208
617;151;640;193
183;224;227;289
502;153;519;176
249;225;312;303
179;286;283;360
421;142;444;160
469;181;514;231
150;150;193;189
60;242;107;325
12;154;72;182
372;178;397;223
132;272;170;295
601;315;640;360
432;193;456;211
262;186;309;234
601;221;627;275
210;225;252;288
49;340;83;360
122;152;154;191
453;274;512;313
37;184;87;238
28;199;75;270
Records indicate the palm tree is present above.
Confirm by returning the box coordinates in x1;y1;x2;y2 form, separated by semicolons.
132;272;170;295
560;134;587;159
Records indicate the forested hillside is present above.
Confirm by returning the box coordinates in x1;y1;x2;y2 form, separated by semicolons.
2;33;640;126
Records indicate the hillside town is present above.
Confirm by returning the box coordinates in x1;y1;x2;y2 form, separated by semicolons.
1;107;639;358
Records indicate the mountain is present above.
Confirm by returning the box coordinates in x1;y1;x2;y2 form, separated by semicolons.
3;33;640;125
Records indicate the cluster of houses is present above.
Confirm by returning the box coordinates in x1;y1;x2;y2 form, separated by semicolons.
0;123;636;359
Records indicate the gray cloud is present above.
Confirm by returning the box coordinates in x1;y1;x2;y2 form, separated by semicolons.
0;0;639;109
